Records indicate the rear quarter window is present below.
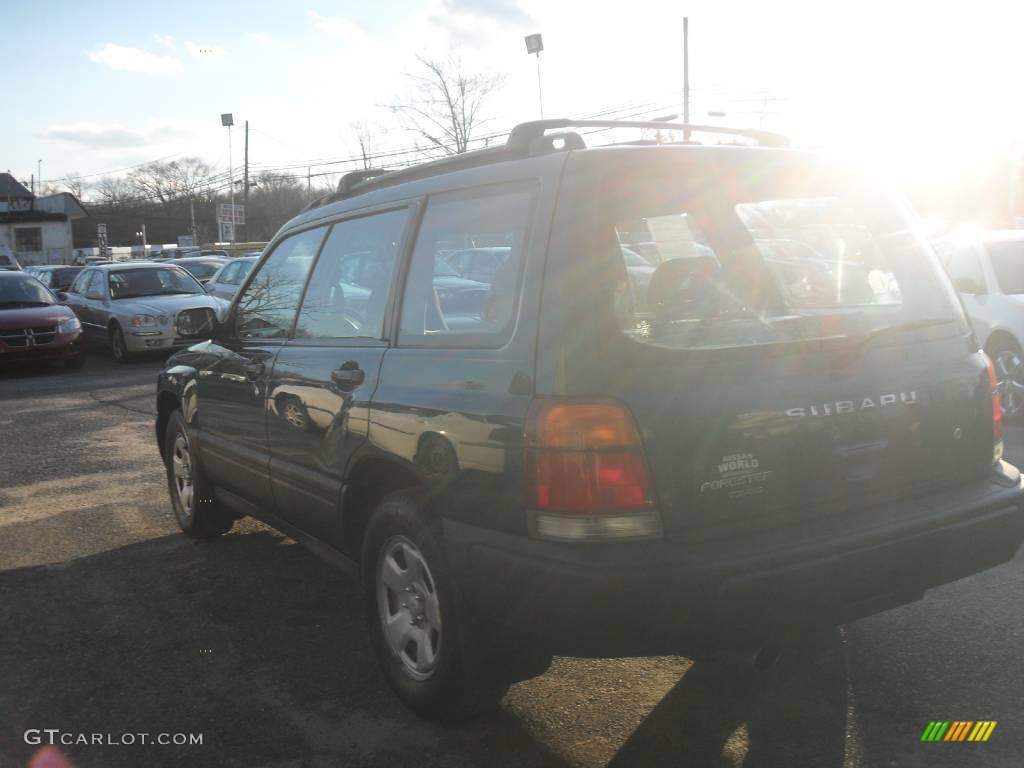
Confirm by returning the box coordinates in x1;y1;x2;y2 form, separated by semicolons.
397;184;533;348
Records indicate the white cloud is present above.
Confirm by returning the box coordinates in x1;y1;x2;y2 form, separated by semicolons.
308;10;367;43
249;32;273;44
87;43;181;74
186;41;227;61
37;122;189;149
154;34;176;48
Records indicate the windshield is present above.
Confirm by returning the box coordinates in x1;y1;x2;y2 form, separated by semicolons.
604;152;965;349
109;268;204;299
986;240;1024;294
0;275;56;306
178;261;221;279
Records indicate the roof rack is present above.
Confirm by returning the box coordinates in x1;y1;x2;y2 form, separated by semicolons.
507;119;790;149
302;118;790;210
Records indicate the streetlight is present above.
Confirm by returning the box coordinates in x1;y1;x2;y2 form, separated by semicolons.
136;225;147;251
37;160;42;196
524;34;544;119
221;113;234;243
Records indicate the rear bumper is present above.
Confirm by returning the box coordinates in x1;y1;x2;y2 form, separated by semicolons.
444;463;1024;657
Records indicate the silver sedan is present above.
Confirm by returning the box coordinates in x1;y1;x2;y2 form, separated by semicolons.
62;263;224;361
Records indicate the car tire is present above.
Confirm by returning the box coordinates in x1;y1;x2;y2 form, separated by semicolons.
361;490;510;721
63;354;86;370
109;323;133;363
987;337;1024;423
163;409;234;539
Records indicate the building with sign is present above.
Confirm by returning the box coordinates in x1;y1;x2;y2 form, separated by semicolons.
1;173;89;265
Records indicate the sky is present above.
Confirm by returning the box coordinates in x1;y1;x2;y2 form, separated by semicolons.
3;0;1024;195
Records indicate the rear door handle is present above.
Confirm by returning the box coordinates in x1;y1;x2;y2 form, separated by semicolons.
331;362;365;389
245;361;265;380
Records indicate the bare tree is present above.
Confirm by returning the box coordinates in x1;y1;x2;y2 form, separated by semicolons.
62;173;88;199
387;56;505;156
128;157;212;210
94;176;135;208
349;121;380;169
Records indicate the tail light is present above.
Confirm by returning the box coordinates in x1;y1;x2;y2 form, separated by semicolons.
984;353;1004;464
525;399;662;541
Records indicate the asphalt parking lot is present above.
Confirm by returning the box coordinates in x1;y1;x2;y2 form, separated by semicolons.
1;348;1022;768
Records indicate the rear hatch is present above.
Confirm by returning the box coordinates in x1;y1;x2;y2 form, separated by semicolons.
543;147;995;538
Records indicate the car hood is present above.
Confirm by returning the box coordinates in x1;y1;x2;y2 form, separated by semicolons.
0;304;74;329
113;293;220;316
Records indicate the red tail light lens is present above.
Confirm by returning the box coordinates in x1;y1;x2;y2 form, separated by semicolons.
525;400;661;541
984;353;1004;462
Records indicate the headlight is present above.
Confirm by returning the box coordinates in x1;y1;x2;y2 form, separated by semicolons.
57;316;81;334
131;314;157;327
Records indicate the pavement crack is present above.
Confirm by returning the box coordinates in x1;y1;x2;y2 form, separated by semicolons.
88;389;154;416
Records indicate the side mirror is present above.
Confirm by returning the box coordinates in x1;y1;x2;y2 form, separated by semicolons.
175;307;218;338
55;291;69;302
953;276;985;295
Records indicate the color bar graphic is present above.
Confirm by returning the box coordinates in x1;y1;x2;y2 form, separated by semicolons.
921;720;996;742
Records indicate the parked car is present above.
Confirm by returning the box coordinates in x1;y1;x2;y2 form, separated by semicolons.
442;246;511;284
63;263;221;361
338;248;488;318
201;249;230;258
204;255;259;301
0;270;84;369
167;256;228;286
155;119;1024;721
0;243;22;270
25;265;83;292
936;230;1024;420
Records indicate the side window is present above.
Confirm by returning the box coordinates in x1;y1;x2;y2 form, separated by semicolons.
294;209;409;340
84;271;106;300
234;228;325;339
942;243;987;294
218;262;239;285
68;270;91;294
398;186;533;346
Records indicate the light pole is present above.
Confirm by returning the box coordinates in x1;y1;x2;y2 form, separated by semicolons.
525;34;544;119
37;160;41;195
136;225;147;253
221;113;235;243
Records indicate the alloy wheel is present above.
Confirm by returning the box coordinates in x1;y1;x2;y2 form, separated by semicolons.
376;536;442;680
994;349;1024;420
171;433;195;524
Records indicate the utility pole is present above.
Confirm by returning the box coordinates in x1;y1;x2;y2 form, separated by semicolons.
30;174;34;197
307;166;311;195
228;123;235;244
190;196;198;245
37;160;42;194
243;120;249;242
683;17;690;143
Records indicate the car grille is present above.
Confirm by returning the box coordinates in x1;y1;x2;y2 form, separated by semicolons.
0;325;58;348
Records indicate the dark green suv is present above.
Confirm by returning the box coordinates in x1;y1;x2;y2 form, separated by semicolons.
156;119;1024;720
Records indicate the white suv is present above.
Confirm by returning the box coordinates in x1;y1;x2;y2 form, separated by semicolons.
936;230;1024;419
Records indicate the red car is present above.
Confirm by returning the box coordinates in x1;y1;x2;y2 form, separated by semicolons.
0;271;85;369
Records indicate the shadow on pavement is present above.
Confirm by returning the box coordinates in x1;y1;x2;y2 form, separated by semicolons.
0;529;570;768
606;633;849;768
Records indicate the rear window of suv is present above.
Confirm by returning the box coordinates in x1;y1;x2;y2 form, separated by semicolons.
604;152;964;350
